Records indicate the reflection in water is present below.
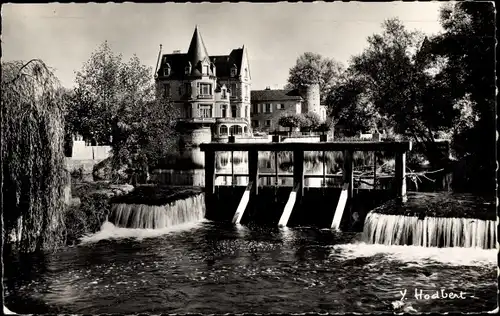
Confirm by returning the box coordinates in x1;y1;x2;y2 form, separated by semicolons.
4;222;496;314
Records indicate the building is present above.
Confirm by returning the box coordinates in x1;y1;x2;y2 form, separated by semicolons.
155;26;252;140
250;85;327;133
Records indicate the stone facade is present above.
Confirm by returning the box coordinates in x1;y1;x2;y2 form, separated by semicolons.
155;27;251;139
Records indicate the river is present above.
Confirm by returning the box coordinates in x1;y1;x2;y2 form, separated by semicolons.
4;219;497;314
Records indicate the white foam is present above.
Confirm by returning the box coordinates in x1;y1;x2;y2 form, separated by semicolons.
80;219;208;244
331;242;497;266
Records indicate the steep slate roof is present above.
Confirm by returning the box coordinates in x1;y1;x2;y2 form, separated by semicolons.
251;89;303;102
157;27;244;80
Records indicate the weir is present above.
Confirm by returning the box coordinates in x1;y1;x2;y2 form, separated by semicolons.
200;141;412;229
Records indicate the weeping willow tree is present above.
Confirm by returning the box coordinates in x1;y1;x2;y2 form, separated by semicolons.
1;59;67;253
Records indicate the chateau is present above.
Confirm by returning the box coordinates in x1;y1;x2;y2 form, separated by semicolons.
154;26;327;141
155;26;251;140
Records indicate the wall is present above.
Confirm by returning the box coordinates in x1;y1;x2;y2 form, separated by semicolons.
299;84;320;115
251;100;301;132
71;140;111;161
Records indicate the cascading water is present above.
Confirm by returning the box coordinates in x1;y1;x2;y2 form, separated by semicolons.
362;212;497;249
107;194;205;229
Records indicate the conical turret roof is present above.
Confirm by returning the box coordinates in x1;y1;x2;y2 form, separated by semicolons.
186;26;210;76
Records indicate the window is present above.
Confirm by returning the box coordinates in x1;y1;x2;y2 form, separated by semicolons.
231;105;237;118
252;104;258;114
164;84;171;98
234;125;242;135
184;104;192;118
221;88;227;99
184;83;191;95
220;125;228;135
199;105;212;118
265;104;272;113
277;103;284;110
203;65;210;75
230;83;237;97
185;62;191;75
245;68;248;78
245;85;249;99
163;65;170;76
244;126;248;133
221;104;227;117
252;120;259;127
199;83;212;96
265;120;271;127
231;65;237;77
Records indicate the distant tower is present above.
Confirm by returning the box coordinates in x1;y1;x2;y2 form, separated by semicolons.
299;83;320;115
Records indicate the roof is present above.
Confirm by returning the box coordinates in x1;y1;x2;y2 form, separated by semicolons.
250;89;303;102
157;27;245;80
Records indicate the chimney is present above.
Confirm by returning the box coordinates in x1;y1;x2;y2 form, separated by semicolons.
173;50;181;54
265;86;271;90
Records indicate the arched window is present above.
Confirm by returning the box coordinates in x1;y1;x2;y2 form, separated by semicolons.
229;125;236;136
244;126;248;134
220;125;228;136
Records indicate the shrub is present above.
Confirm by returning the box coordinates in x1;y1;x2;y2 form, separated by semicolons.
64;193;111;246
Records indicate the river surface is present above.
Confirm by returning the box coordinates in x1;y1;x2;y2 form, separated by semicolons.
4;220;497;314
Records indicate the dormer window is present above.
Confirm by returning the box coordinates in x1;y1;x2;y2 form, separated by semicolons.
163;64;171;77
231;64;237;77
203;64;210;75
221;87;227;99
185;62;192;75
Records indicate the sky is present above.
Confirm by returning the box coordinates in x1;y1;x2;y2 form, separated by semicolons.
2;2;445;90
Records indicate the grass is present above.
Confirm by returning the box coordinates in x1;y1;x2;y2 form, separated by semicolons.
371;192;496;221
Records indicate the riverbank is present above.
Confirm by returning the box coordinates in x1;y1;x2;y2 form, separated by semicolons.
64;182;204;245
370;192;495;221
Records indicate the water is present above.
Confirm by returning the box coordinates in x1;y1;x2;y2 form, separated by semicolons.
108;194;205;229
4;221;497;314
363;213;497;249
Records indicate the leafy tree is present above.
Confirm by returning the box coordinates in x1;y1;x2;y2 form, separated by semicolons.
73;41;179;182
301;112;322;132
427;2;495;192
325;71;379;136
72;41;123;144
287;52;344;101
278;113;305;135
2;59;66;253
330;18;460;165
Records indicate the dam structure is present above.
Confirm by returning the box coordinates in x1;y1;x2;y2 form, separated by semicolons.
200;140;412;230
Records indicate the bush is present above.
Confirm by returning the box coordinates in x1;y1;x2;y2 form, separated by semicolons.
64;193;111;246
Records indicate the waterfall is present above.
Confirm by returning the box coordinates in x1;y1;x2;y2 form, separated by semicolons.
108;194;205;229
362;212;497;249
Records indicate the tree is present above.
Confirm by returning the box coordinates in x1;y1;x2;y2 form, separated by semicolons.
72;42;178;181
109;55;178;182
278;113;305;135
301;112;322;133
325;71;380;136
427;2;495;192
287;52;344;101
73;41;124;144
330;18;460;165
2;59;66;253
